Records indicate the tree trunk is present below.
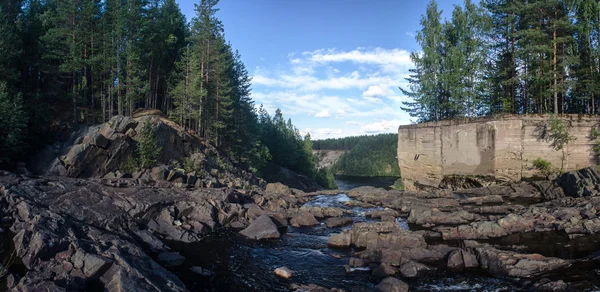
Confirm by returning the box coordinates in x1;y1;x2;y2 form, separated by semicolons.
553;9;558;115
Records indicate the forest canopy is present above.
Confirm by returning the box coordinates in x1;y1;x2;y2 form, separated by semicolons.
402;0;600;122
0;0;336;187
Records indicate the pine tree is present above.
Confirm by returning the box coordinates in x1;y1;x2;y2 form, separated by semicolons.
0;83;28;163
401;0;445;122
169;45;203;129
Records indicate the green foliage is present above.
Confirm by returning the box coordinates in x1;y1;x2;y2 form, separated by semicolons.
591;127;600;154
315;168;337;189
533;158;556;178
0;83;28;163
546;115;576;151
328;134;401;177
391;178;405;191
138;120;162;169
121;156;139;174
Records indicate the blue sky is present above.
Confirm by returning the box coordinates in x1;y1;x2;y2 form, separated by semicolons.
175;0;462;139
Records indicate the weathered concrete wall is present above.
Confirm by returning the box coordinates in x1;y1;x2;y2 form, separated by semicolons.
398;115;600;190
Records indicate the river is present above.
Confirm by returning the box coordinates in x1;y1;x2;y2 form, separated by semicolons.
166;177;526;291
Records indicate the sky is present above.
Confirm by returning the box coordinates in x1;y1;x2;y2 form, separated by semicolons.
175;0;463;139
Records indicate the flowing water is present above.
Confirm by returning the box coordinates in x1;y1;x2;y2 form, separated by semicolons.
168;190;524;291
163;177;600;291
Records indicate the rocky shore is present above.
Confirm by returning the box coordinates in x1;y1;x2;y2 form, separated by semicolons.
1;166;599;291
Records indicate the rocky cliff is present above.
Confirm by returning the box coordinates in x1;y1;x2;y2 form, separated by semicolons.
312;150;345;169
27;111;322;192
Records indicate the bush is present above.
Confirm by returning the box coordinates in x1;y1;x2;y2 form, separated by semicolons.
533;158;555;178
121;156;139;174
315;167;337;189
391;178;405;191
138;120;162;168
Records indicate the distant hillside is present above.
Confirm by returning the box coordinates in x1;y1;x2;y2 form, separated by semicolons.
313;150;346;169
313;134;400;177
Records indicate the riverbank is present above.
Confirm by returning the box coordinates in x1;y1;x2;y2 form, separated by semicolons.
1;167;599;291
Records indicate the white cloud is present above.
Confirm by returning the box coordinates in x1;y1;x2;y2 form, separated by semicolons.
251;46;416;138
315;110;330;118
306;48;412;67
361;119;408;133
362;85;391;97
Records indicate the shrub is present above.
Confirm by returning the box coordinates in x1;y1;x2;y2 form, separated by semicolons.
121;156;139;174
391;178;405;191
315;167;337;189
533;158;555;178
138;120;162;168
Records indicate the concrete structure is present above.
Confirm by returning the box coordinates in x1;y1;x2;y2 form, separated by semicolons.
398;115;600;190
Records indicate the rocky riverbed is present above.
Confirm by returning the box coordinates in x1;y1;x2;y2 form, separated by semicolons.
1;166;600;291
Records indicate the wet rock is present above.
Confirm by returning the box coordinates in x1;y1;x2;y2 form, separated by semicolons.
290;283;343;292
325;217;352;228
529;278;568;291
376;277;409;292
446;249;478;270
157;252;185;267
239;214;281;240
351;222;426;250
409;208;481;226
372;262;397;278
366;209;399;219
274;266;294;279
300;206;349;218
474;244;571;278
290;212;320;227
191;266;214;276
399;261;429;278
328;231;352;247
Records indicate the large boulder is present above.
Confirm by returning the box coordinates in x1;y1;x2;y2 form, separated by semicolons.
239;215;281;240
556;167;600;197
376;277;409;292
290;212;320;227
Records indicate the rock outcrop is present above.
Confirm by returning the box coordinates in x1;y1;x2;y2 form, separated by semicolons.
0;171;308;291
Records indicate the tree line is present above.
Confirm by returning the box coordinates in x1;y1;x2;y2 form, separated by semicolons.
0;0;334;188
402;0;600;122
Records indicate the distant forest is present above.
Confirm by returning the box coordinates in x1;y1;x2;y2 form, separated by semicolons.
403;0;600;122
313;134;400;177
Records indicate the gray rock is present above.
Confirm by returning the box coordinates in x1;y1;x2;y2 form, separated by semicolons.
325;217;352;228
290;212;320;227
239;214;281;240
376;277;409;292
157;252;185;267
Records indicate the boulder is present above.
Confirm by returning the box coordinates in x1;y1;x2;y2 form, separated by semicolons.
91;133;110;149
328;231;352;247
191;266;214;277
372;263;397;278
325;217;352;228
157;252;185;267
239;215;281;240
474;245;571;278
376;277;409;292
274;267;294;279
399;261;429;278
556;167;600;197
447;249;479;270
266;182;292;195
290;212;320;227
